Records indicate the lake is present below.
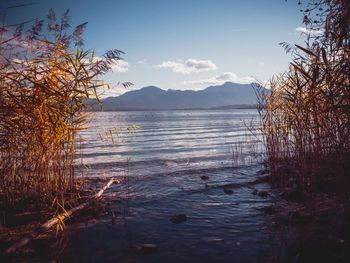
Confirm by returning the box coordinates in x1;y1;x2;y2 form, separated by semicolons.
62;109;285;262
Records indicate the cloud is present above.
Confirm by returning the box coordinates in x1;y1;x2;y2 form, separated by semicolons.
88;57;129;72
109;60;129;72
99;86;128;98
296;27;323;35
184;72;255;85
154;58;217;74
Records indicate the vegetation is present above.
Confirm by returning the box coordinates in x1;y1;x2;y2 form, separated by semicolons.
0;8;127;224
255;0;349;189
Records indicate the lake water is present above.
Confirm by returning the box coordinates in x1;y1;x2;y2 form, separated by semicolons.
62;109;286;262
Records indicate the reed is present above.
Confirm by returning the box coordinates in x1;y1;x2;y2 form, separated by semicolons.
255;0;349;189
0;8;127;222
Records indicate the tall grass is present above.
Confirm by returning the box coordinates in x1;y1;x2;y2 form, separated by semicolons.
255;0;349;188
0;8;127;220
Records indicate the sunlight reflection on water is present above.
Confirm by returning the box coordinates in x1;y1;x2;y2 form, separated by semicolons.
62;110;285;262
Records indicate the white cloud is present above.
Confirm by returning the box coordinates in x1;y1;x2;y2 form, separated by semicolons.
109;60;129;72
154;58;217;74
99;86;128;98
87;57;129;72
184;72;255;85
296;27;323;35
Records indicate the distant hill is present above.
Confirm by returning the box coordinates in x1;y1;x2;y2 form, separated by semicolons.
97;82;265;110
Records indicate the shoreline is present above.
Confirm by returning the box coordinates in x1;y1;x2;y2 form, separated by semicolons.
2;170;350;262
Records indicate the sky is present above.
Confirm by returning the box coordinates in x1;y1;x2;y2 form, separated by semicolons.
2;0;313;97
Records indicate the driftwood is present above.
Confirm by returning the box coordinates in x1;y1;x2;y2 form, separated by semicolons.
6;178;119;254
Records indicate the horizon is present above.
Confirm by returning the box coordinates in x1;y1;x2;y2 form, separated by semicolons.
97;81;263;110
4;0;311;97
104;81;258;98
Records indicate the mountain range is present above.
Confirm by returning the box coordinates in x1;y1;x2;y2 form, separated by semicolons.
96;82;264;111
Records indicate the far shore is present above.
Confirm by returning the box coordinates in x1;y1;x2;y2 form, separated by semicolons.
90;104;259;112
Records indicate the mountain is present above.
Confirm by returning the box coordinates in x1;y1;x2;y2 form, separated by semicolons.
98;82;264;110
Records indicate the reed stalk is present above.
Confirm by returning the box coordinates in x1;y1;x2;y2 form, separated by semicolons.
255;0;349;189
0;8;128;223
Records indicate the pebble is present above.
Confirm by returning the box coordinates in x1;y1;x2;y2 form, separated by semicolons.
201;175;210;180
223;189;234;195
131;244;158;254
171;214;187;224
259;206;277;215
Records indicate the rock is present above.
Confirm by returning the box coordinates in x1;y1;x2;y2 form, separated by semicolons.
112;216;117;225
252;189;258;195
131;244;158;254
223;188;234;195
141;244;158;253
171;214;187;224
259;206;277;215
130;244;142;253
201;175;210;180
258;191;268;198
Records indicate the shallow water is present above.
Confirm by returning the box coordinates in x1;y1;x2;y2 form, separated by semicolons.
62;110;285;262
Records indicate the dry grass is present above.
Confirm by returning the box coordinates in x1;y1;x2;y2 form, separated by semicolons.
0;8;127;225
255;0;349;189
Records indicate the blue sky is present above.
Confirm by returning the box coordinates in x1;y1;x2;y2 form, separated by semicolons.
3;0;311;96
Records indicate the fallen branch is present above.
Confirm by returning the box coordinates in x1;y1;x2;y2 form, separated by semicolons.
5;177;119;254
